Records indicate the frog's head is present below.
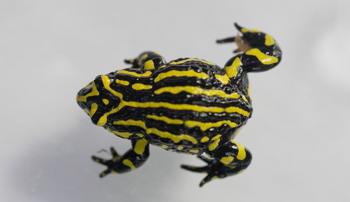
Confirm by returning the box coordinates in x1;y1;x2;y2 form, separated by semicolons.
76;73;120;125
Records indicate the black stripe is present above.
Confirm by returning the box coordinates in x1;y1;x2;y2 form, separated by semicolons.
148;91;251;110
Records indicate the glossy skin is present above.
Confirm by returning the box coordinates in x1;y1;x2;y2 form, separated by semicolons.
76;23;282;187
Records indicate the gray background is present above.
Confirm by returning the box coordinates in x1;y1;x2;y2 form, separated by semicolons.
1;0;350;201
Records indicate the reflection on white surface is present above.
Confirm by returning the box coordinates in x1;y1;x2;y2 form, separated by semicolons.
1;0;350;202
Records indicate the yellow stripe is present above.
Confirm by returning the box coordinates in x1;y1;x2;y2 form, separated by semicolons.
265;34;275;46
144;60;155;70
208;134;221;151
214;74;230;85
113;119;198;144
154;86;240;99
225;57;242;78
220;156;234;165
118;70;152;77
89;103;98;117
134;139;148;155
246;48;279;65
122;159;136;169
114;119;145;128
131;83;153;90
109;130;134;138
225;106;250;116
231;140;247;160
115;79;130;86
76;82;99;102
154;70;209;83
169;58;215;66
146;115;238;131
185;120;238;131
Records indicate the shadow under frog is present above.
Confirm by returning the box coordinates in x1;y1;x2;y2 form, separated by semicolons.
10;120;185;202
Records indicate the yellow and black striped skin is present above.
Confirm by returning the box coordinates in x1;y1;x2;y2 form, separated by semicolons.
78;58;252;153
77;23;282;186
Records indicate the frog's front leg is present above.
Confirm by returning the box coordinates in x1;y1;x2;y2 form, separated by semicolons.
181;137;252;187
217;23;282;76
92;138;149;177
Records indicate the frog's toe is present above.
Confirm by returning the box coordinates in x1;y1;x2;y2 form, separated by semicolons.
180;164;208;173
110;147;118;156
91;155;109;165
124;58;134;64
92;155;117;178
199;173;215;187
180;164;216;187
197;155;213;163
99;168;113;178
110;147;121;160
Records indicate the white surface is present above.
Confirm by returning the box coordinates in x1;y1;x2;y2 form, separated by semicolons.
1;0;350;201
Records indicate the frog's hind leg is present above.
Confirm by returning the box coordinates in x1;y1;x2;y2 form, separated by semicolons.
181;137;252;187
124;51;166;70
92;138;149;177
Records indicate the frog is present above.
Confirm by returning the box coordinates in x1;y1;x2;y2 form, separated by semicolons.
76;22;282;187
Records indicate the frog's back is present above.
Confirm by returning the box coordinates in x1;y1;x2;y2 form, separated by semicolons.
104;58;252;152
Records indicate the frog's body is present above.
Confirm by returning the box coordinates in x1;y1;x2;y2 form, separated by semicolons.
77;23;282;187
83;59;251;152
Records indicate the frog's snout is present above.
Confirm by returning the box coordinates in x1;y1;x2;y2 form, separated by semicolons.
76;82;94;115
76;80;103;125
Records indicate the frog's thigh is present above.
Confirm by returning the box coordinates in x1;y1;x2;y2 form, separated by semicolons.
112;138;150;173
208;137;252;174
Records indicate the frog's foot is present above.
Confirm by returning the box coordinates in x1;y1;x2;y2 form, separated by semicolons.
181;140;253;187
181;155;220;187
91;139;150;178
91;147;121;178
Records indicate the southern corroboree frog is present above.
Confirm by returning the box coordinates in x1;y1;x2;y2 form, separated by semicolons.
76;23;282;187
